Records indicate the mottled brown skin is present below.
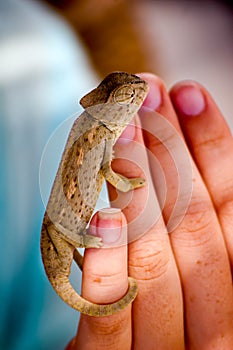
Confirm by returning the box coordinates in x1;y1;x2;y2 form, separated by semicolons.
40;72;149;316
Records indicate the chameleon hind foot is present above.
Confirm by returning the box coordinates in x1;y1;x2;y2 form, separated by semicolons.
82;233;103;248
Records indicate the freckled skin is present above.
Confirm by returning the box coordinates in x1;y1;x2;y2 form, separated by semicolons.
40;72;149;317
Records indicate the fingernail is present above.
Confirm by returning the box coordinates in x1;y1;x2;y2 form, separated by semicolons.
89;208;123;244
142;79;161;110
117;121;135;144
173;85;205;116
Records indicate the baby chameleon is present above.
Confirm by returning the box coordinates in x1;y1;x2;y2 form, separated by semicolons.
40;72;149;317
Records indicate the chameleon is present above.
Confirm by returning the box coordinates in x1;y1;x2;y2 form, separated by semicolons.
40;72;149;317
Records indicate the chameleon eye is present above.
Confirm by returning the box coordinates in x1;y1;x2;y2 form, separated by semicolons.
114;86;135;105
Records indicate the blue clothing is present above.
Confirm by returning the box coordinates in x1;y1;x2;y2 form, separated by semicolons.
0;1;97;349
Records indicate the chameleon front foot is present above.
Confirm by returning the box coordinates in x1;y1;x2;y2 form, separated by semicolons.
101;163;146;193
116;174;146;192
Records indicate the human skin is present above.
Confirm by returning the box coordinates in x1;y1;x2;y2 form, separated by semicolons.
66;73;233;350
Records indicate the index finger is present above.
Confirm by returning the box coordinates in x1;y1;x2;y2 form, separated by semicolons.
108;114;184;348
73;209;133;350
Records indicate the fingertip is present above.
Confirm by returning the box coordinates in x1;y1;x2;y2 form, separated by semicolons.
89;208;127;246
137;72;162;110
170;81;206;117
82;208;129;305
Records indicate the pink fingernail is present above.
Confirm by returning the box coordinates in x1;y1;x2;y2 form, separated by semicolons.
174;85;205;116
142;79;161;110
89;208;122;244
117;121;135;144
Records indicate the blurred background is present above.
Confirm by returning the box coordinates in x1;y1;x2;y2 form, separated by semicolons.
0;0;232;349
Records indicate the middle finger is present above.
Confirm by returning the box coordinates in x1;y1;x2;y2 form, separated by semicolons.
139;73;232;348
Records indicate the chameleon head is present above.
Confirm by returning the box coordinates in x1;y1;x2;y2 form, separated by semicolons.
80;72;149;131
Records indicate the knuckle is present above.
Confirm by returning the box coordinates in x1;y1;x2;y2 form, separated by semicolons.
217;184;233;213
218;197;233;220
195;132;227;153
174;197;217;247
129;234;171;281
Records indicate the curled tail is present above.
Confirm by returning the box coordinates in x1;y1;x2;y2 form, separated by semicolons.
40;221;138;317
49;274;138;317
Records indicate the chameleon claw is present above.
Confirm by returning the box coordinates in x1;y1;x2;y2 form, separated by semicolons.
128;177;146;189
82;234;103;249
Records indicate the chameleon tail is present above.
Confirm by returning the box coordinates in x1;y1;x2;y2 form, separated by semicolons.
49;274;138;317
41;223;138;317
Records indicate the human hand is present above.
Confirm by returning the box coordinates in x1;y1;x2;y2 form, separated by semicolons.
66;73;233;349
